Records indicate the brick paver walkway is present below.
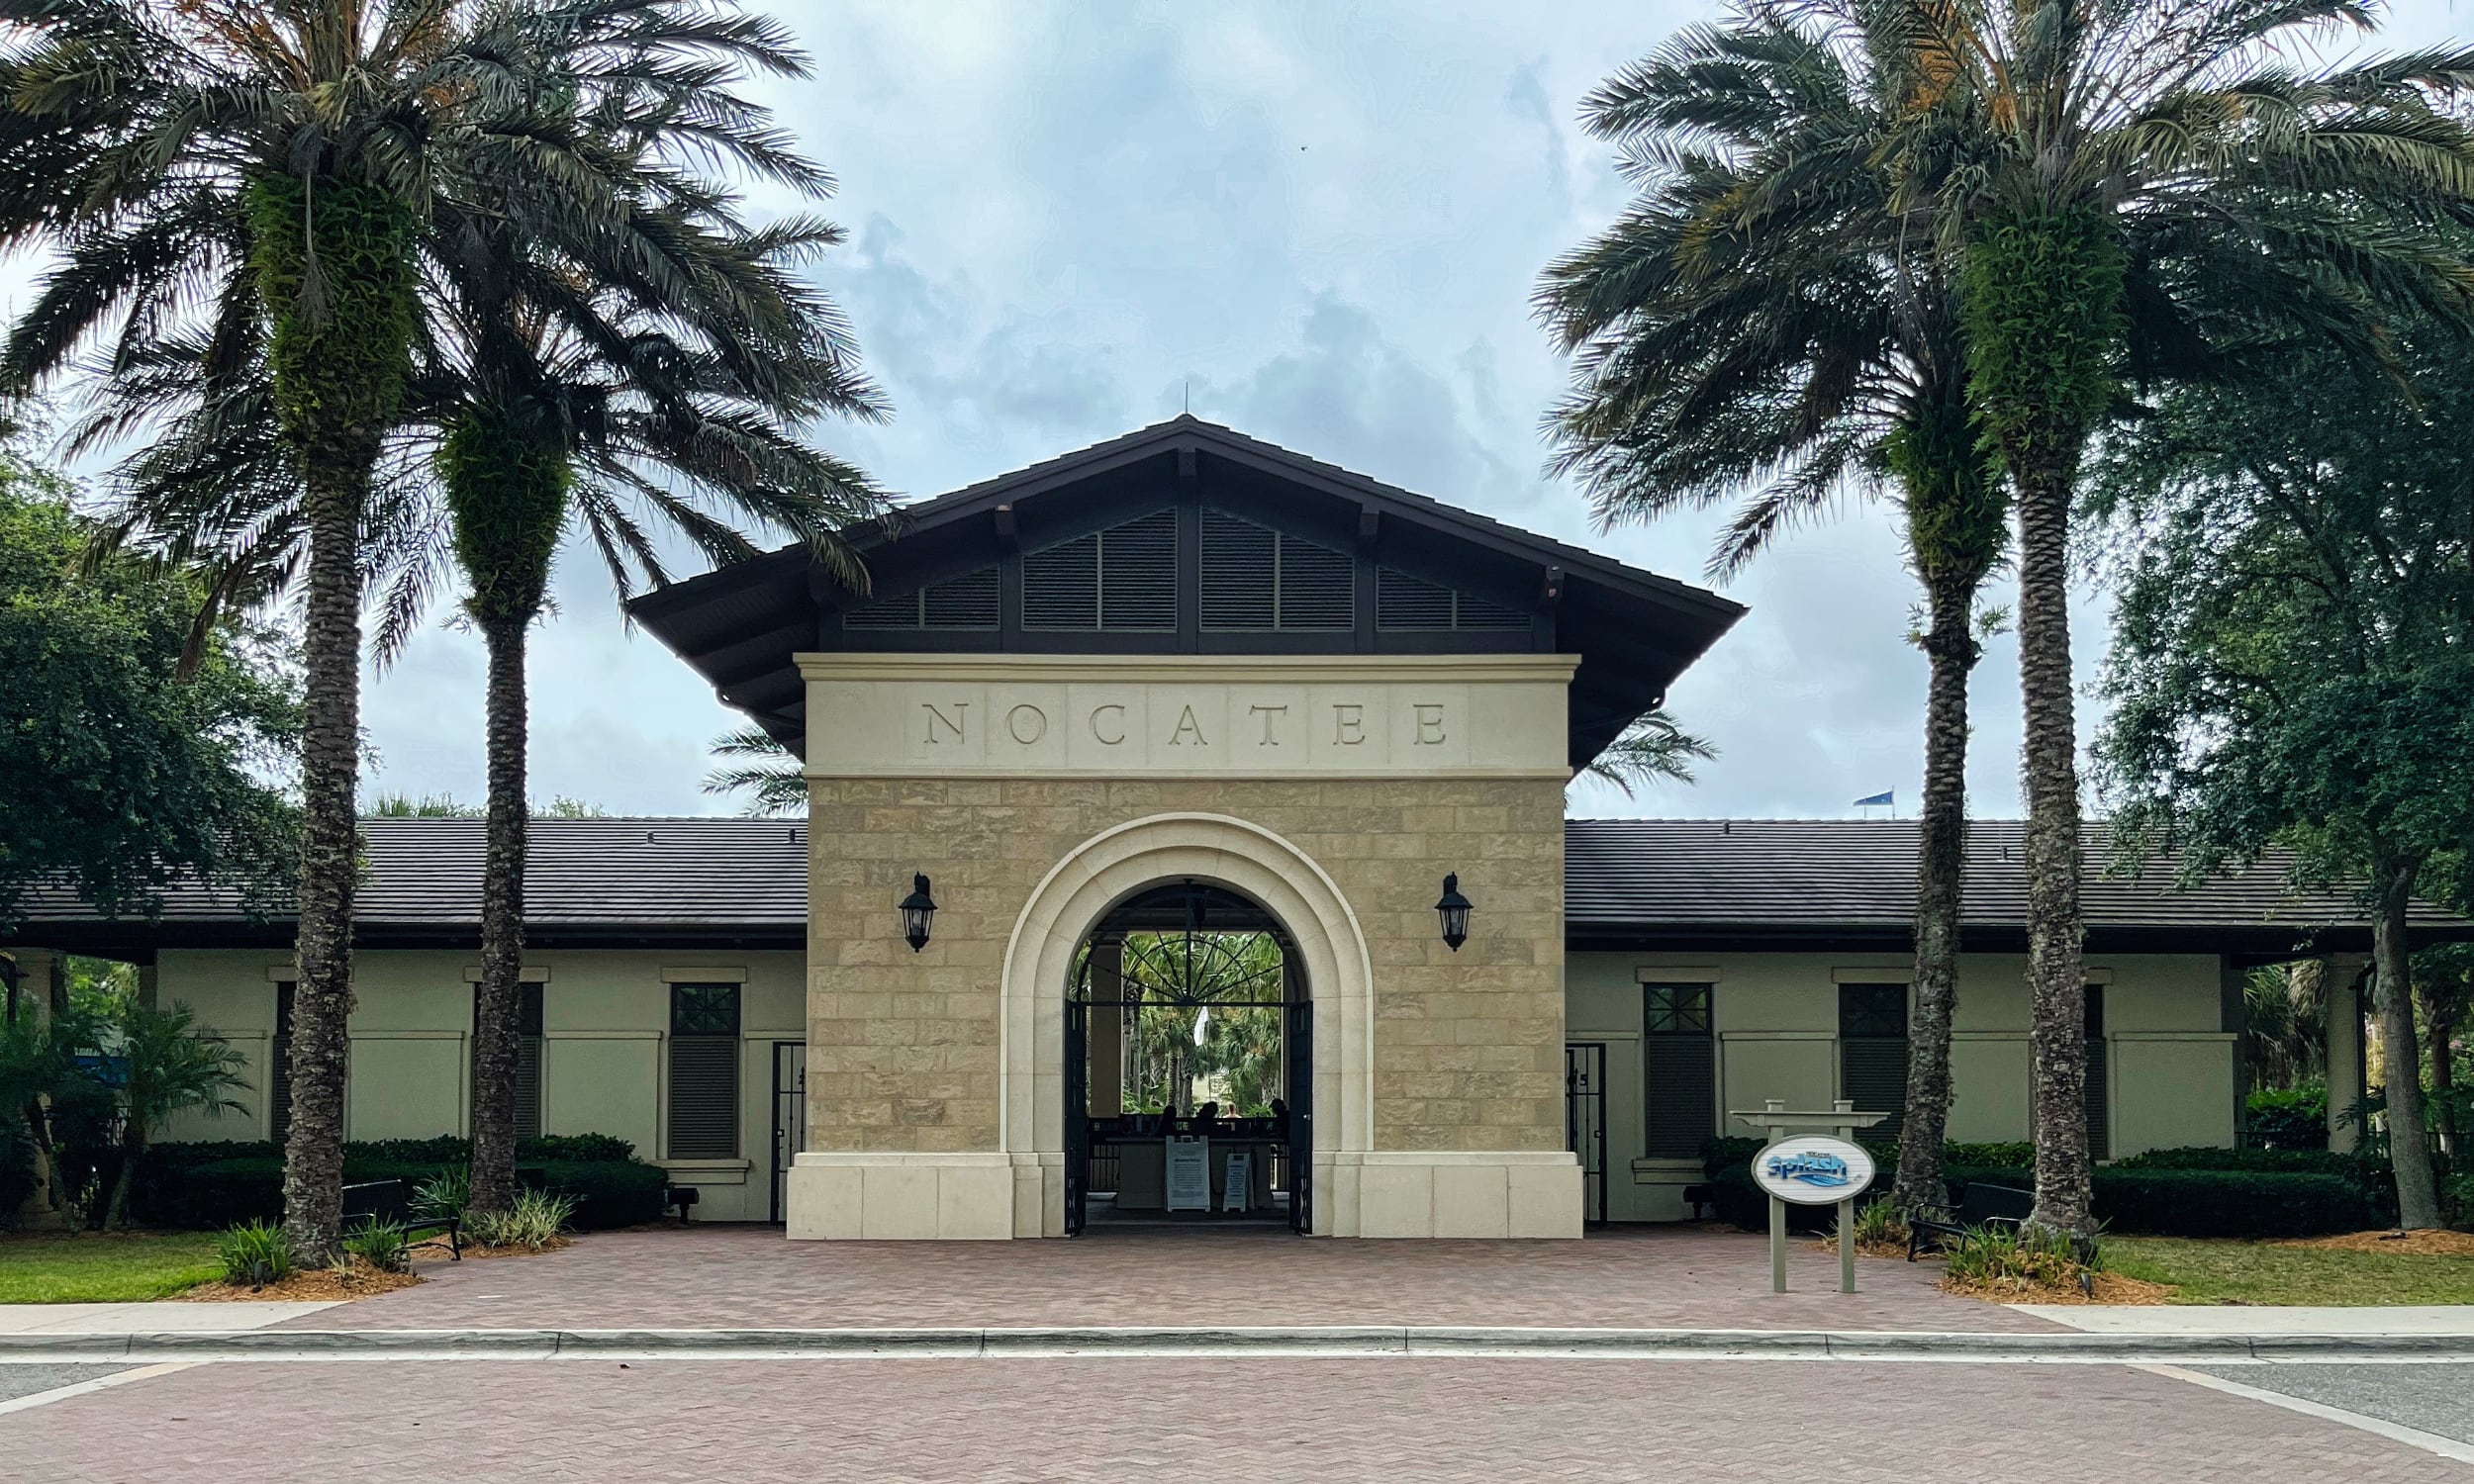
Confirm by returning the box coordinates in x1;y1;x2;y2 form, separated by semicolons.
6;1356;2461;1482
290;1224;2061;1333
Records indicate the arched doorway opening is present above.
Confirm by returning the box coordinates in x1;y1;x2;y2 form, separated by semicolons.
1065;881;1309;1234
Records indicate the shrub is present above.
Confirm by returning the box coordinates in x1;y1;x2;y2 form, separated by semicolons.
469;1188;577;1252
1942;1224;2099;1293
2093;1169;2371;1238
520;1133;634;1162
524;1159;667;1230
1849;1196;1909;1248
1945;1142;2036;1168
412;1165;470;1225
217;1219;294;1285
344;1218;411;1273
0;1115;37;1226
2115;1146;2356;1175
2245;1083;2329;1150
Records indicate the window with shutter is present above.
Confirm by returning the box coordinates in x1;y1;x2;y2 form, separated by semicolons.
842;566;999;630
472;982;544;1142
271;980;295;1144
1376;568;1529;632
1200;510;1355;631
2084;984;2110;1160
1642;982;1715;1159
1838;982;1909;1141
667;982;741;1159
1023;511;1177;631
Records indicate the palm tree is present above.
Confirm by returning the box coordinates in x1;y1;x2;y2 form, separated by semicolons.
63;8;888;1218
420;90;887;1213
0;0;865;1259
1579;707;1717;797
703;726;808;816
100;999;250;1229
1883;0;2474;1233
1539;5;2006;1212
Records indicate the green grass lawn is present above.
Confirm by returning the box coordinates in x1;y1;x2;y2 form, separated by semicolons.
2109;1237;2474;1306
0;1233;226;1304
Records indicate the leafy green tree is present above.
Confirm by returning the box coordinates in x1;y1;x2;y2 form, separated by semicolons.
0;466;297;935
1884;0;2474;1234
2094;320;2474;1230
0;985;102;1228
1539;6;2004;1212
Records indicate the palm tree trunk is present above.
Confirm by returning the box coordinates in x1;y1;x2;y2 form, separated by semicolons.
468;612;530;1218
281;469;365;1264
2015;457;2092;1237
1891;572;1976;1212
2372;850;2440;1229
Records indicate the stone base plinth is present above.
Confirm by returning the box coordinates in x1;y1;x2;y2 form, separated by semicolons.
786;1153;1016;1240
1330;1151;1583;1239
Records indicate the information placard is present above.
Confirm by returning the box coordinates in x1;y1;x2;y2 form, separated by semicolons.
1222;1150;1252;1212
1165;1137;1209;1210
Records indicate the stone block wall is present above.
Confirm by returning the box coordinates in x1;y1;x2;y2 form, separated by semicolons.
805;775;1567;1158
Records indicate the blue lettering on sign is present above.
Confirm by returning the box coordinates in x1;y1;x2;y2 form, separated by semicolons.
1762;1151;1854;1188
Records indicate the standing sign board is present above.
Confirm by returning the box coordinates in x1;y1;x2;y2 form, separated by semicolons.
1729;1100;1888;1294
1222;1150;1252;1213
1165;1138;1210;1211
1753;1137;1876;1205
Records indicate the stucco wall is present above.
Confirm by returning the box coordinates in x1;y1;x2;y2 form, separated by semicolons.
1568;950;2237;1221
803;775;1570;1159
146;947;805;1221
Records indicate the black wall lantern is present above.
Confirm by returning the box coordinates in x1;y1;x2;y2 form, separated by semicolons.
1434;873;1473;952
899;874;938;952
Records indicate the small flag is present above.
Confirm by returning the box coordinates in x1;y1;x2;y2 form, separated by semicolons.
1854;791;1894;808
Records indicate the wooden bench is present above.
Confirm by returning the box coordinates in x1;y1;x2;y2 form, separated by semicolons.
1905;1180;2033;1260
341;1178;461;1259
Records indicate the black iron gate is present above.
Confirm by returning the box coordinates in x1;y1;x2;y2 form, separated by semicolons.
1060;881;1314;1237
1565;1042;1607;1226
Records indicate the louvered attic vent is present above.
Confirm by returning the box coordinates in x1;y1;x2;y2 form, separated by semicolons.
1024;510;1177;630
1199;510;1355;631
841;566;999;630
1375;568;1530;631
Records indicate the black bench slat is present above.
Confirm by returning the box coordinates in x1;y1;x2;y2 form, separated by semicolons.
1905;1181;2034;1260
340;1178;461;1260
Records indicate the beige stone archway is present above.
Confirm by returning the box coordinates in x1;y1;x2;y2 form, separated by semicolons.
997;812;1375;1236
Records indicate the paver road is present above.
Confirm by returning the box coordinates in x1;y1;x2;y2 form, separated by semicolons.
5;1356;2466;1483
284;1224;2060;1333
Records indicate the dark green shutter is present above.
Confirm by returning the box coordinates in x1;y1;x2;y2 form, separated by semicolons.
1838;983;1908;1142
2084;985;2109;1159
1642;983;1715;1159
668;983;741;1159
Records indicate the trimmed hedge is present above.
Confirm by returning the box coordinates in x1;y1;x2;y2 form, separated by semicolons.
132;1137;666;1232
1701;1140;2376;1240
1940;1164;2372;1239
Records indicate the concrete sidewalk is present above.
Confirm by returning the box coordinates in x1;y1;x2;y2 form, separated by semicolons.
2016;1304;2474;1335
0;1303;336;1337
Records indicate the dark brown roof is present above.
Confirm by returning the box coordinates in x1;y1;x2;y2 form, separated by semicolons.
17;816;2463;960
12;818;810;953
1566;818;2469;955
624;417;1746;768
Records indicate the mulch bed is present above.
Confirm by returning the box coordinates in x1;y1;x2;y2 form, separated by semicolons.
176;1255;424;1302
1940;1270;2173;1305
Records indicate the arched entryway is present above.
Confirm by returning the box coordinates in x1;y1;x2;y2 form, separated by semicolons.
999;813;1375;1238
1065;881;1309;1234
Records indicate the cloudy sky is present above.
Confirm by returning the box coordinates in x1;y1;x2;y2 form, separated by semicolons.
124;1;2474;820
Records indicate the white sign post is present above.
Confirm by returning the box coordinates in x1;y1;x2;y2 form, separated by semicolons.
1728;1099;1887;1294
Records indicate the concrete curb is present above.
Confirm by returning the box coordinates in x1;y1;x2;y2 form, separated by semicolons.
6;1326;2473;1363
